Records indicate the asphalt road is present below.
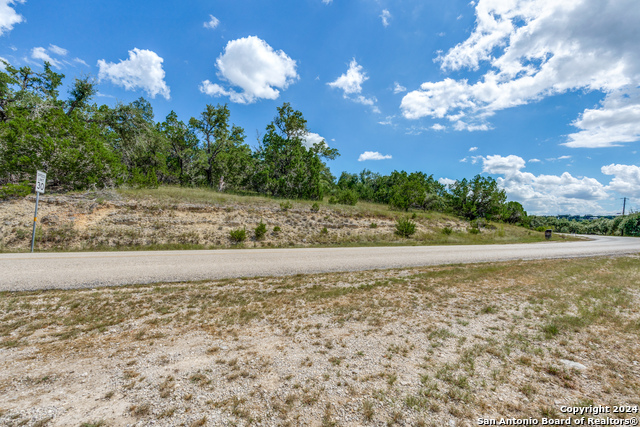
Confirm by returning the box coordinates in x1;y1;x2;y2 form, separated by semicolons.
1;235;639;291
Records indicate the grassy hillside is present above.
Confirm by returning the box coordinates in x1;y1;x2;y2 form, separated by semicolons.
0;186;575;252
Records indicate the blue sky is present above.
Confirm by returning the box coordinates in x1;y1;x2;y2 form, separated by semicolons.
1;0;639;215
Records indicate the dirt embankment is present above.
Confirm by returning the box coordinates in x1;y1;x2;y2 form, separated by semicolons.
0;191;467;251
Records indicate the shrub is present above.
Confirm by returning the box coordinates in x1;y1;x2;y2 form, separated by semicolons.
0;182;31;199
610;216;624;235
535;226;546;232
470;219;486;229
272;226;281;234
621;214;640;236
369;222;378;229
320;227;328;235
481;305;496;314
442;227;453;235
310;202;320;212
395;218;416;237
129;168;159;188
328;189;358;206
542;323;559;339
468;227;480;234
280;201;293;211
229;228;246;243
254;221;267;240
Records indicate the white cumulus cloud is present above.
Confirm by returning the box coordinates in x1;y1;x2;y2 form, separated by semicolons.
204;15;219;29
439;177;456;187
328;58;368;96
328;59;378;112
482;154;526;176
566;88;640;148
479;154;610;214
0;0;24;36
393;82;406;94
602;164;640;198
98;48;170;100
201;36;297;104
469;146;478;152
400;0;640;147
302;132;328;149
358;151;392;161
200;80;228;97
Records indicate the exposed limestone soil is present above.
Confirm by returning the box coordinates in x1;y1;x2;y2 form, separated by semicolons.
0;191;467;251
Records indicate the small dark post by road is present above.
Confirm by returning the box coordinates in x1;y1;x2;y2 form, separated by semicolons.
545;229;552;240
31;171;47;253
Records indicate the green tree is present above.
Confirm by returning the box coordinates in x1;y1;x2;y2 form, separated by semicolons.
253;103;338;199
189;104;250;191
501;201;527;224
450;175;506;220
621;213;640;236
387;171;445;212
101;98;169;186
66;76;97;116
389;176;418;211
2;107;120;190
357;169;381;201
0;62;67;124
158;111;199;185
0;62;121;189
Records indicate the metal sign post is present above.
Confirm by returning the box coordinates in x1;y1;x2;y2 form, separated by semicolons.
31;171;46;253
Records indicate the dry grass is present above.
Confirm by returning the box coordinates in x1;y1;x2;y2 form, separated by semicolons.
1;255;639;425
117;186;397;218
0;186;577;253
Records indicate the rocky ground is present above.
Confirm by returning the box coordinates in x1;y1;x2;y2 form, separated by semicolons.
0;189;492;252
1;256;639;426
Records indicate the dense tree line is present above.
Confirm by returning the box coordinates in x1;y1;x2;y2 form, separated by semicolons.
529;214;640;237
0;62;529;225
0;61;337;199
335;170;527;224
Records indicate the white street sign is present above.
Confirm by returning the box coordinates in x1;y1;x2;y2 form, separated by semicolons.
35;171;46;194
